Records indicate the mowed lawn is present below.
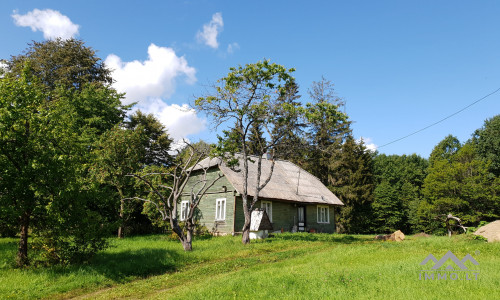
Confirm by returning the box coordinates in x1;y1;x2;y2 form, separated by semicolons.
1;233;499;299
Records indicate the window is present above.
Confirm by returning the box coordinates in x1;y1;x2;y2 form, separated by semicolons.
261;201;272;222
215;198;226;221
317;205;330;224
180;201;189;221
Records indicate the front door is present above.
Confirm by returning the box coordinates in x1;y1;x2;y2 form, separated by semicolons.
297;206;306;232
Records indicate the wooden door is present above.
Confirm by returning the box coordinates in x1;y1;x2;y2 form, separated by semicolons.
297;206;306;232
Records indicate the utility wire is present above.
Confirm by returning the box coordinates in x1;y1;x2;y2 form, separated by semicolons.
377;86;500;149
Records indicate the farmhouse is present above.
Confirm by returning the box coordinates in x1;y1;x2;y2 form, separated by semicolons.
179;155;344;235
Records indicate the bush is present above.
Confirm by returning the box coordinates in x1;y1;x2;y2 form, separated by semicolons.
30;189;113;265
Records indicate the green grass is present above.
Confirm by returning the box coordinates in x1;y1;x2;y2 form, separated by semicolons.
1;233;499;299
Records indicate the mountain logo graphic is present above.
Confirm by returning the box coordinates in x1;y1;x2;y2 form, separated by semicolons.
420;251;479;270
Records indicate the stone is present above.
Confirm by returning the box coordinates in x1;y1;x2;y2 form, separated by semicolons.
374;230;405;241
390;230;405;241
474;220;500;242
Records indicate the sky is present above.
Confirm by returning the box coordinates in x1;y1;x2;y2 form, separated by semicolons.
1;1;499;158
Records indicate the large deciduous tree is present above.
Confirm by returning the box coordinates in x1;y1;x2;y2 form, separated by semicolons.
1;39;126;266
0;66;123;266
471;114;500;177
195;60;304;244
419;139;500;233
6;38;112;91
92;111;173;238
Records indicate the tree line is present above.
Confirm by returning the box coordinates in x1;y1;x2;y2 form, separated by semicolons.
1;39;498;267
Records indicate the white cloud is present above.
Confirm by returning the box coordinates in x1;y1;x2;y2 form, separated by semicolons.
135;99;206;141
196;12;223;49
358;137;377;152
227;42;239;54
105;43;196;105
12;9;79;40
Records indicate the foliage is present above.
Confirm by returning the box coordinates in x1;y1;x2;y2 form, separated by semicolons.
6;38;112;91
371;153;428;233
195;60;302;244
0;39;126;266
291;77;371;234
330;137;374;233
301;77;350;185
91;124;148;237
419;142;500;233
428;134;461;167
125;110;173;166
471;114;500;176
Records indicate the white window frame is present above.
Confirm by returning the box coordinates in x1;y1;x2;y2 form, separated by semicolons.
215;198;226;221
261;201;273;222
180;200;189;221
317;205;330;224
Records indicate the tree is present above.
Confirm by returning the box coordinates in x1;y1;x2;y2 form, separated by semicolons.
0;66;123;266
91;126;147;238
428;134;461;167
125;111;173;166
246;123;267;156
303;77;351;186
283;77;369;233
127;142;223;251
92;111;173;238
1;39;126;266
371;153;428;233
419;142;500;233
271;81;306;163
196;60;309;244
329;136;374;233
6;38;112;91
471;115;500;177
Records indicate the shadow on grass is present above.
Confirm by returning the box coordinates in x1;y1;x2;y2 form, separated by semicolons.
270;233;366;244
26;248;181;283
88;248;180;282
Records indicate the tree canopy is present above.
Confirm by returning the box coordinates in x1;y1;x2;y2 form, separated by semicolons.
0;40;126;266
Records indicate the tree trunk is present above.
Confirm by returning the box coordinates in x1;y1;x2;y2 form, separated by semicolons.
117;187;124;238
183;229;193;251
16;211;30;267
241;205;251;244
172;222;192;251
183;221;194;251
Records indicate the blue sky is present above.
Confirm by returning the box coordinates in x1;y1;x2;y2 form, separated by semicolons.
1;1;499;158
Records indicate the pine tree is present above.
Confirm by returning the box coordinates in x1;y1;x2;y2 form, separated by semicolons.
329;136;374;233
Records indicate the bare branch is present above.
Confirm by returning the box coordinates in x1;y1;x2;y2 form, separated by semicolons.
128;173;168;208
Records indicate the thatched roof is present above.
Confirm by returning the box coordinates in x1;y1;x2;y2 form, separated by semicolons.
194;155;344;206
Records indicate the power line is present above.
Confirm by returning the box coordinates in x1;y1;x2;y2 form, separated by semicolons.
377;86;500;149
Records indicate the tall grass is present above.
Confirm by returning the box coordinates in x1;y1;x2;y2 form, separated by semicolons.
0;234;498;299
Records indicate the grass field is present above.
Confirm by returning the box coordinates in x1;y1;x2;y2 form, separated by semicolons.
1;233;499;299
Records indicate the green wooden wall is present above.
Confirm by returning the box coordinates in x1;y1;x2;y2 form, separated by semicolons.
180;168;337;234
234;197;336;234
179;169;235;235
